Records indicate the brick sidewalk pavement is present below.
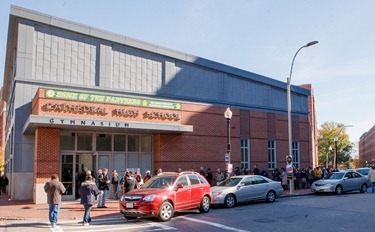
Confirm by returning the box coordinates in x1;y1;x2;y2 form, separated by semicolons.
0;188;312;221
0;194;121;221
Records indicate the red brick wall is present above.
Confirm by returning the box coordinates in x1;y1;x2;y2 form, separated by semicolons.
34;128;60;184
31;88;312;173
359;126;375;166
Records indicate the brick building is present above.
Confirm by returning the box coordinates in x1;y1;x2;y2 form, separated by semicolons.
1;6;316;203
359;125;375;167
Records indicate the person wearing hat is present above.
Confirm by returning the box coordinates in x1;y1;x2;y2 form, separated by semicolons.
144;170;152;183
367;166;375;193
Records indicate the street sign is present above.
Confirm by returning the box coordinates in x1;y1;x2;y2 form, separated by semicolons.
225;153;229;163
286;155;292;165
227;163;233;173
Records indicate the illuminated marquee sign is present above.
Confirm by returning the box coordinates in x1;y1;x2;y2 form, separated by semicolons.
45;89;181;110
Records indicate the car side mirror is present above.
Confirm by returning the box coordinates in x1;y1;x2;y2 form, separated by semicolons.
344;177;348;180
237;183;245;190
177;183;184;189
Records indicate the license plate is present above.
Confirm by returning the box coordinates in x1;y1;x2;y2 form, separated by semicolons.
126;203;134;208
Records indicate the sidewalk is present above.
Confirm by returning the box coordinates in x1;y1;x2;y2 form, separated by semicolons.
0;188;312;221
0;194;120;221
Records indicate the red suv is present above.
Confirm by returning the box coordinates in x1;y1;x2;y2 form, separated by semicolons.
119;172;212;221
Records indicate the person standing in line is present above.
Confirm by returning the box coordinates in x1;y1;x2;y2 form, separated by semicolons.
214;168;225;186
206;168;213;186
143;170;152;183
125;172;135;193
97;168;110;208
134;171;143;189
367;166;375;193
111;170;119;200
2;174;8;194
79;175;99;226
260;167;269;178
0;172;3;196
96;169;102;186
280;168;288;190
44;174;66;228
253;164;260;175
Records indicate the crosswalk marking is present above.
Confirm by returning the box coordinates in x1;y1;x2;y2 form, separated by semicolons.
180;216;251;232
48;217;177;232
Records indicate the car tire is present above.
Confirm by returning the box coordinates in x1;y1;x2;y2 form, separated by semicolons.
157;202;174;222
360;184;367;193
124;215;137;220
199;196;210;213
266;191;276;203
335;185;343;195
224;194;236;208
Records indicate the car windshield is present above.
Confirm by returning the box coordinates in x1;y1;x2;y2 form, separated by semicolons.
325;172;344;180
141;176;176;189
218;177;242;187
358;169;370;175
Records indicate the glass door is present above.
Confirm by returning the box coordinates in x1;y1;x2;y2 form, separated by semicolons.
61;154;75;200
75;153;97;199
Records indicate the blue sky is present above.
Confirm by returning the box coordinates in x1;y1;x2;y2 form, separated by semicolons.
0;0;374;143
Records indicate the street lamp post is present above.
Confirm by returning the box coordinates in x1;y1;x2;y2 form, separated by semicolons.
327;145;333;168
287;41;318;195
224;107;233;179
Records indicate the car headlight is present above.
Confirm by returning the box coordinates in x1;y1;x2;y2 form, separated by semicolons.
212;191;223;196
325;183;336;186
143;194;156;202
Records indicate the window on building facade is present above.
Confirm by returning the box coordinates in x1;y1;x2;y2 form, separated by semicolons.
268;140;276;169
292;141;300;169
128;135;140;152
77;133;93;151
114;135;126;151
240;139;250;170
96;134;112;151
140;135;152;152
60;132;75;150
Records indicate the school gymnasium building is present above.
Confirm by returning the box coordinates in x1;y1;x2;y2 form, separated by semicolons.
0;6;317;203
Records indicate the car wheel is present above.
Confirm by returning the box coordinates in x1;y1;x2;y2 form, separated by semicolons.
124;215;137;220
199;196;211;213
266;191;276;203
360;184;367;193
157;202;174;222
335;185;343;195
224;194;236;208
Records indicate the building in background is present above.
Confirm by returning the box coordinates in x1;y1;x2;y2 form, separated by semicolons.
359;125;375;167
0;87;6;171
300;84;318;167
1;6;316;203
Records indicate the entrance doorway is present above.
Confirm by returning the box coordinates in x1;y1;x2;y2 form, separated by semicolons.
60;153;97;200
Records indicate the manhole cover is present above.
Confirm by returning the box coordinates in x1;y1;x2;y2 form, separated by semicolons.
253;219;276;223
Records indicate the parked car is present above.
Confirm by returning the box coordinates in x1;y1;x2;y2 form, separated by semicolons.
211;175;284;208
347;168;371;178
119;172;211;222
311;171;368;195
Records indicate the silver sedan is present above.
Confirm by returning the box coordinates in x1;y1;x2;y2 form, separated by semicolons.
311;171;368;195
211;175;284;208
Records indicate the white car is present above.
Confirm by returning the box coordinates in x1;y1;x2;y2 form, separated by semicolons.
211;175;284;208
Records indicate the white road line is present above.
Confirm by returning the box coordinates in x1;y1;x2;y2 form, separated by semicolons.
180;217;251;232
48;220;177;232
